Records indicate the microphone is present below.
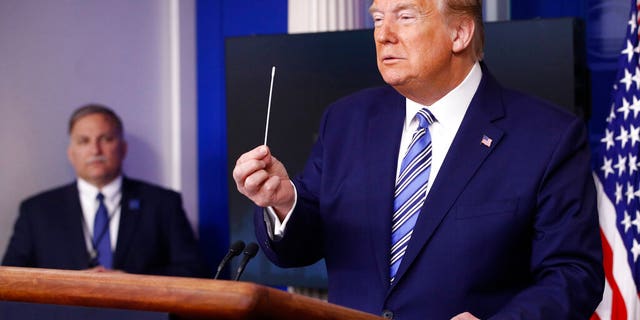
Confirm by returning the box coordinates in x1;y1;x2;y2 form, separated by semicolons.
214;240;245;279
232;242;259;281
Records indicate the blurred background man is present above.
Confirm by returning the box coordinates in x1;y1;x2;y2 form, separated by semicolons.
2;104;208;278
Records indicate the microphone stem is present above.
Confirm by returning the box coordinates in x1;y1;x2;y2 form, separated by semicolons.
214;256;230;279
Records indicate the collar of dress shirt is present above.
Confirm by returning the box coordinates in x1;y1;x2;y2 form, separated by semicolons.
404;62;483;131
77;175;123;205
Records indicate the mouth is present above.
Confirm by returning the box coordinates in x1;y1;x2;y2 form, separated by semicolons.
381;55;403;64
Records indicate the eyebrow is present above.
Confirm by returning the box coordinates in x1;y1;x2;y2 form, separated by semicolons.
369;2;422;15
368;4;378;14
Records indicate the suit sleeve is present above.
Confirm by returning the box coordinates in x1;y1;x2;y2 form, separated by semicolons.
2;201;35;267
490;117;604;319
254;105;331;268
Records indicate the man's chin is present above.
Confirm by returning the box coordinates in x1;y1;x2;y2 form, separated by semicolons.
380;73;407;87
384;79;411;93
82;173;117;187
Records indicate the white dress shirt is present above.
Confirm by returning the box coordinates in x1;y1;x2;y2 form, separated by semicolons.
268;62;483;238
399;62;482;197
77;176;122;255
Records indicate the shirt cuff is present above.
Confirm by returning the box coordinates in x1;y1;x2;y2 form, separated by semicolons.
263;180;298;241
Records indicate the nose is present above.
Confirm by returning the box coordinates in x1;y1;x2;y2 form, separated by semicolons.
375;18;398;44
89;139;103;154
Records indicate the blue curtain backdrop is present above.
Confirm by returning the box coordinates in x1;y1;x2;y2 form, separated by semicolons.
196;0;287;276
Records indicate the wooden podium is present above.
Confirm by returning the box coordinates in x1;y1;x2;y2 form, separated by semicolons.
0;266;382;320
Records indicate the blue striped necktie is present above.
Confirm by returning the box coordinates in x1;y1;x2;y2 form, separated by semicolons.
93;193;113;268
390;108;435;283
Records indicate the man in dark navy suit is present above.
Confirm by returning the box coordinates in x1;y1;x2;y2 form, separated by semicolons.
233;0;604;319
3;104;207;278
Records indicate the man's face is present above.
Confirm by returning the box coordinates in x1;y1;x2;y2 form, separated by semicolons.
67;113;127;188
371;0;454;98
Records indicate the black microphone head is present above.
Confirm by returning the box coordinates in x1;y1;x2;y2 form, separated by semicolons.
229;240;246;256
232;242;260;281
243;242;259;258
214;240;247;279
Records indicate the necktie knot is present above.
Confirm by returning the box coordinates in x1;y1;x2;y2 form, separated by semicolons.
415;108;435;129
97;193;105;202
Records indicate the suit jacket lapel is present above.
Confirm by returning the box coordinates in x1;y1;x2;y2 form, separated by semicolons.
390;69;506;287
113;177;142;268
365;87;406;288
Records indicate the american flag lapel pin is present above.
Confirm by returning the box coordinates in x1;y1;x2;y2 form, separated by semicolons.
481;135;493;148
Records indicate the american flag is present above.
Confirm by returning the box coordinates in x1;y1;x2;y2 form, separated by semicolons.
592;0;640;319
481;134;492;148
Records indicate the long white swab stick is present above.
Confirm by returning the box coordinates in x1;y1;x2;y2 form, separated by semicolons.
263;66;276;146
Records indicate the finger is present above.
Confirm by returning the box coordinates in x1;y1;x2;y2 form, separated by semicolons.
86;266;107;273
233;145;272;184
243;170;270;195
233;157;266;186
236;145;269;165
253;176;288;208
262;175;282;193
450;312;479;320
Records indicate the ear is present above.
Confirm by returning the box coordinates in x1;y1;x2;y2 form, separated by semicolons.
450;16;475;54
121;139;128;159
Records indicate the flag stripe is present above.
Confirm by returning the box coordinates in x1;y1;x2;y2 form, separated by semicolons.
595;277;612;320
600;228;627;319
594;174;640;320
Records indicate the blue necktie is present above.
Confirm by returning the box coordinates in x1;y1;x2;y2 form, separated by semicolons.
390;108;435;283
93;193;112;268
